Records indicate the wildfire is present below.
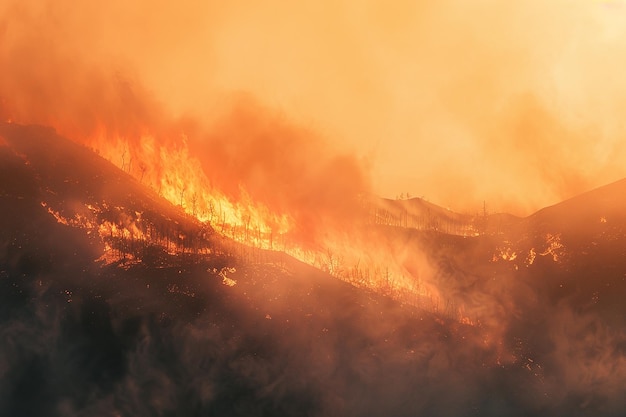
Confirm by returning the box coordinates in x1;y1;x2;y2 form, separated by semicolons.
40;201;98;229
3;117;518;337
540;233;565;263
90;131;293;249
492;245;518;262
0;115;474;329
216;267;237;287
492;233;566;268
80;130;439;311
525;248;536;266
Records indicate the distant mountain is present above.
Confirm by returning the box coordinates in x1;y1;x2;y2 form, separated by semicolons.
526;177;626;237
371;196;521;236
512;178;626;322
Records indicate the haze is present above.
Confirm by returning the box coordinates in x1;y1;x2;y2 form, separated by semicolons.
2;0;626;215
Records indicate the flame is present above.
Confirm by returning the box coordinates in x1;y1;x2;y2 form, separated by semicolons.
540;233;565;263
40;201;98;229
91;131;293;247
39;196;212;267
216;267;237;287
73;129;443;311
492;244;518;262
525;248;537;266
29;124;437;313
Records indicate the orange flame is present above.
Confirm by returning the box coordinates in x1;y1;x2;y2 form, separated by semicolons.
73;126;441;311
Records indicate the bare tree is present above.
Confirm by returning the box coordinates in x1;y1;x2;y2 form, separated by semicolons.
191;193;198;217
120;148;127;172
180;185;187;208
139;163;147;183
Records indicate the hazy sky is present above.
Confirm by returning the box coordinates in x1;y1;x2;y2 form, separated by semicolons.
2;0;626;215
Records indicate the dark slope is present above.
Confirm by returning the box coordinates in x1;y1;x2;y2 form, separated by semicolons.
528;177;626;234
0;122;211;257
381;176;626;324
365;189;626;416
514;178;626;322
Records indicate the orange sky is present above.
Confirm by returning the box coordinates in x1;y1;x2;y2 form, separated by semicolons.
2;0;626;215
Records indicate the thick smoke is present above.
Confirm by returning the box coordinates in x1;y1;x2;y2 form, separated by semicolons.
182;100;370;240
2;0;626;214
0;0;371;243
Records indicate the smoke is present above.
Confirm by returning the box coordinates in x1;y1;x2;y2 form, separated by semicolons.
3;2;626;413
2;0;626;215
0;0;373;247
3;245;626;416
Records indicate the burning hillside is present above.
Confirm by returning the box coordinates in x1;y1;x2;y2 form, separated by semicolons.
3;121;626;415
3;0;626;415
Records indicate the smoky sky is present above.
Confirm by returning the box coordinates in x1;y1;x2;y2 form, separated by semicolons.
2;0;626;214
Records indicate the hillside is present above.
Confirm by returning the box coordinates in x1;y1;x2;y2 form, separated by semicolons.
0;123;484;416
526;177;626;237
516;178;626;322
2;122;626;416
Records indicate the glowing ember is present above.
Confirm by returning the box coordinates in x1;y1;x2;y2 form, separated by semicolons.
525;248;537;266
217;267;237;287
540;233;565;263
